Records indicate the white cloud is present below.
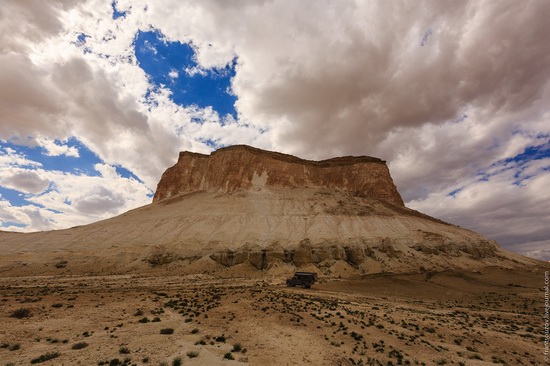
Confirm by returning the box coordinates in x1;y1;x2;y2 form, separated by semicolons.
0;169;50;195
72;185;125;215
184;66;207;77
37;137;79;157
0;146;42;168
168;69;179;79
0;162;152;232
0;196;24;223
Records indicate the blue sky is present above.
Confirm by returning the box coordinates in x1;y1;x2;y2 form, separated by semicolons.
0;1;549;261
134;30;237;118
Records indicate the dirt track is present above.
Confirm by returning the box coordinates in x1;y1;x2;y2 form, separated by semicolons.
1;267;546;365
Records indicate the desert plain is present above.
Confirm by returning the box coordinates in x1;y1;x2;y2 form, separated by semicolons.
1;265;547;366
1;146;549;365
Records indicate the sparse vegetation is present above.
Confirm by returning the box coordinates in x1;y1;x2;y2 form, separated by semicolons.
10;308;31;318
55;260;68;269
0;267;542;365
71;341;88;349
30;352;61;364
187;350;200;358
97;358;132;366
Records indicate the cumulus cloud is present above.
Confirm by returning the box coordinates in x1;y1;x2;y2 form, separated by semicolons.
37;138;79;157
0;0;549;260
0;161;152;232
0;197;22;224
0;170;50;195
0;0;74;53
0;147;42;168
409;157;550;252
73;185;125;215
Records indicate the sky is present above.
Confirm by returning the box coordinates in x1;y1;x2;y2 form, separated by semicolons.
0;0;549;261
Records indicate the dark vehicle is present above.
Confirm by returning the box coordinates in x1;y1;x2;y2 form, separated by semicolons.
286;272;317;288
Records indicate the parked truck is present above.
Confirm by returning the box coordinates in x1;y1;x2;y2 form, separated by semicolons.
286;272;317;288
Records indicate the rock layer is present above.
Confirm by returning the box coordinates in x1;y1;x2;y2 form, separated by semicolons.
0;145;541;277
153;145;404;207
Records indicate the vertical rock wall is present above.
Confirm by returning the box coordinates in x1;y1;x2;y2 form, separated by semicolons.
153;145;404;207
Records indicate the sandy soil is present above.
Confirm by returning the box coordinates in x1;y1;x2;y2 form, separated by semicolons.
0;266;546;365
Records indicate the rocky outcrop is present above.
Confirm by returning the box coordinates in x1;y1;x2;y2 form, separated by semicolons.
209;237;501;270
153;145;404;207
0;145;540;277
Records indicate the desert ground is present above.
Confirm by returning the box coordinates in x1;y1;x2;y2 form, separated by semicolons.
1;266;546;366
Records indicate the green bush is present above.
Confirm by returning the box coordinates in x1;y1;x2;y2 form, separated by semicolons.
160;328;174;335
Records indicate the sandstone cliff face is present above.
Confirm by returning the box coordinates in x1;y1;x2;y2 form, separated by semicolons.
153;145;404;207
